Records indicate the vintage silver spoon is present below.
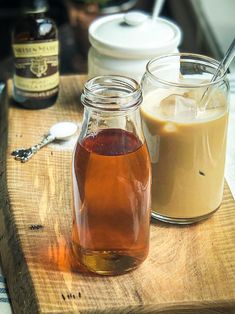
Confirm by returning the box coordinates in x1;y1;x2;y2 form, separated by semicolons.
12;122;78;163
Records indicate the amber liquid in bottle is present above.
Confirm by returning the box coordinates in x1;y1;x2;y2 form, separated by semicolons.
12;3;59;109
72;128;151;275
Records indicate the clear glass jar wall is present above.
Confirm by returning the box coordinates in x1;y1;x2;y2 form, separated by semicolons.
141;53;229;224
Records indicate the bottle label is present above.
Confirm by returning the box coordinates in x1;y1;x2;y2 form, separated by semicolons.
13;40;59;98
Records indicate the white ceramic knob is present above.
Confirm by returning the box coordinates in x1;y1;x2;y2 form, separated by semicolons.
124;12;148;26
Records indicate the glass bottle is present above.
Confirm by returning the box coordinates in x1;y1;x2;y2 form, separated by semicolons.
72;76;151;275
12;0;59;109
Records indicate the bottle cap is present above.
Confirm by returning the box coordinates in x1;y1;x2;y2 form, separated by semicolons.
21;0;49;13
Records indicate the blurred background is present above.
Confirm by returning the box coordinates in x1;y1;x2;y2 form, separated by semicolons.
0;0;234;81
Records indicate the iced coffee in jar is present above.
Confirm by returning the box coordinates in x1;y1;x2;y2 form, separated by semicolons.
141;53;229;224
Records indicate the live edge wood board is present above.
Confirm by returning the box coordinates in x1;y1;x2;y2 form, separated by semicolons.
0;76;235;314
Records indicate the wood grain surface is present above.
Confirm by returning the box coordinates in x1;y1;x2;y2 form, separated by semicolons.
0;76;235;314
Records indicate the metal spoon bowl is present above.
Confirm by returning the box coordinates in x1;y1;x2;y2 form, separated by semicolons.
12;122;78;163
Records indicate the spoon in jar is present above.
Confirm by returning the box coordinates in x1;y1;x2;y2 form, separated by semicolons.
152;0;165;20
200;37;235;109
11;122;78;163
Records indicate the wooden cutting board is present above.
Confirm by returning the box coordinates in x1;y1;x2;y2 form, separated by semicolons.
0;76;235;314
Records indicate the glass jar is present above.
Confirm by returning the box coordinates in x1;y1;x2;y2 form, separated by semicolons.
141;53;229;224
72;76;151;275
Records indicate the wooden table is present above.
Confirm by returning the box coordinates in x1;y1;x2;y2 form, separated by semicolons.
0;76;235;314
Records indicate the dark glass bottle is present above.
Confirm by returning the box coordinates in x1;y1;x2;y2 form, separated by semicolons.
12;0;59;109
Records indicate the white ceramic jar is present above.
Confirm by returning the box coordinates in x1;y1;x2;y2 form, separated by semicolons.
88;11;182;82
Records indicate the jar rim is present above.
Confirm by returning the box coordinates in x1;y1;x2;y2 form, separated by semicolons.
145;53;227;88
82;75;142;111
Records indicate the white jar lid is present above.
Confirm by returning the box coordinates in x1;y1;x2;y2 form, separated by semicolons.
89;12;182;59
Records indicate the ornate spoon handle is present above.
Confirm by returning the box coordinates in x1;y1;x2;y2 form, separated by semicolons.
11;133;55;163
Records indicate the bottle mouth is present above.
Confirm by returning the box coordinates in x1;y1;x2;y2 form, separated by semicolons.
22;7;48;13
146;53;227;88
81;75;142;111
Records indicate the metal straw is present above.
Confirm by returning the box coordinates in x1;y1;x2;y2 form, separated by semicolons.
211;37;235;83
152;0;165;20
201;37;235;108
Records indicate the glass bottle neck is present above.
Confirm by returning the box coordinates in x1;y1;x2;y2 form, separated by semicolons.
22;11;47;19
79;105;145;144
81;76;142;111
79;76;144;144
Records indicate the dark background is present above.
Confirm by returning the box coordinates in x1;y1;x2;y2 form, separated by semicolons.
0;0;214;81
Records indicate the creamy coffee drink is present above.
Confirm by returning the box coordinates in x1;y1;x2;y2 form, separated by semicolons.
141;88;228;221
